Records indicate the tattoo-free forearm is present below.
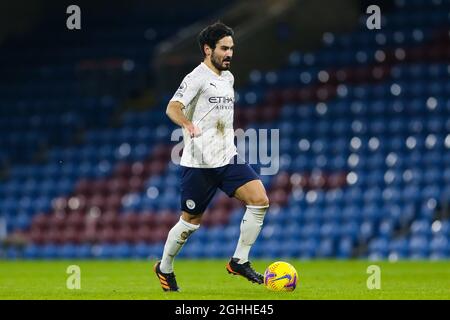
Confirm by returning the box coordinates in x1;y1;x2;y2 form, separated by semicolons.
166;101;191;128
166;101;202;138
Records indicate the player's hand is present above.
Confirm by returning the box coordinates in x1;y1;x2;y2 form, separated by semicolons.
183;122;202;138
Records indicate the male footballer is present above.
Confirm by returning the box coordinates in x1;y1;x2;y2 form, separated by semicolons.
154;22;269;292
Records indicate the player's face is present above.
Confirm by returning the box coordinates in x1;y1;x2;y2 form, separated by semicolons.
211;36;234;71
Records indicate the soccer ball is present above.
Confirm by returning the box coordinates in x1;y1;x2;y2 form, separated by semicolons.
263;261;298;292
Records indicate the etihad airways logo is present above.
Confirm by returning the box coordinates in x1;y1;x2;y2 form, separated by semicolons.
208;96;234;104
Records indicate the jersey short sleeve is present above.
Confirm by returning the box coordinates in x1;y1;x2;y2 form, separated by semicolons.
170;73;203;108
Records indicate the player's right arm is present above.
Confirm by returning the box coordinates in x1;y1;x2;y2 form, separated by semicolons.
166;101;201;138
167;73;203;138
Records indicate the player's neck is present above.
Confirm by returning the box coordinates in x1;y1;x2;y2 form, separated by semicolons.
203;60;221;76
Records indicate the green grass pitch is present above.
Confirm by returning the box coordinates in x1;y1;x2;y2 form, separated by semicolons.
0;259;449;300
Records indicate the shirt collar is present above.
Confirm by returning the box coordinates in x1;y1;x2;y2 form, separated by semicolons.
201;62;222;78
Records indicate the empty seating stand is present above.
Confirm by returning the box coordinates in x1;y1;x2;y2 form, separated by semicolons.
1;0;449;260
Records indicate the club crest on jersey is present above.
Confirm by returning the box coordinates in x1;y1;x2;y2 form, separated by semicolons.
186;199;196;210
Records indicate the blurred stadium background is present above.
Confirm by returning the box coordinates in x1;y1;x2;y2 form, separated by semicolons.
0;0;449;262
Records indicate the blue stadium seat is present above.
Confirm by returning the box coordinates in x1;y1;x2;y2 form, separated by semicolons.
409;236;429;257
42;244;58;259
58;244;77;259
337;237;353;259
133;242;152;259
113;243;132;259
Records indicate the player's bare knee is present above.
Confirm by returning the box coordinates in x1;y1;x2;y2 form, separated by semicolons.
181;211;202;225
246;194;269;207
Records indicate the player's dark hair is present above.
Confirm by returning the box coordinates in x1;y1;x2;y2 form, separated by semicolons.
197;22;234;57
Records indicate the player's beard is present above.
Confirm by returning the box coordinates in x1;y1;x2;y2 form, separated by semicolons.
211;51;231;71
